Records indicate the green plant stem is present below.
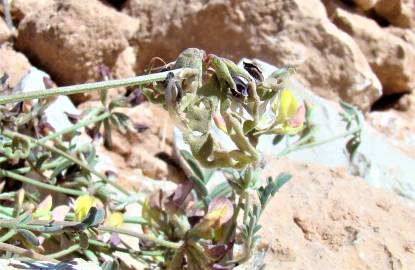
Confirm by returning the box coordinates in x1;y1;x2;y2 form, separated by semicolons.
98;225;181;250
47;243;81;259
277;127;361;157
88;239;162;257
0;69;184;105
40;109;109;143
0;217;180;250
221;194;243;245
2;130;129;195
0;229;16;243
0;242;59;263
0;169;87;196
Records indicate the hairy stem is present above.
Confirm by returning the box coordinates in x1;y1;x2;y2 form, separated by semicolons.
0;69;184;105
2;130;129;195
47;243;81;259
98;225;181;250
0;169;87;196
40;109;109;142
0;242;59;263
277;127;361;157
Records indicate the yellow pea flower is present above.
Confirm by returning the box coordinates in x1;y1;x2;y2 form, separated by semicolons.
271;89;305;134
74;195;96;221
106;212;124;228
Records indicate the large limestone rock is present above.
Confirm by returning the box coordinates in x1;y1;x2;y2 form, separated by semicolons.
0;44;32;87
333;8;415;94
10;0;53;22
375;0;415;28
15;0;138;94
259;159;415;269
127;0;381;111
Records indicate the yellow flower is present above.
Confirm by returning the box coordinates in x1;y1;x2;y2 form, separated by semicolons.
271;89;305;134
191;197;233;239
74;195;96;221
106;212;124;228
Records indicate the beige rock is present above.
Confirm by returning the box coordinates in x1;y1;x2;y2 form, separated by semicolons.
354;0;378;10
0;44;31;87
375;0;415;28
113;46;137;79
15;0;138;102
387;26;415;45
0;18;11;44
11;0;53;22
334;8;415;94
129;0;381;111
259;158;415;269
79;101;185;182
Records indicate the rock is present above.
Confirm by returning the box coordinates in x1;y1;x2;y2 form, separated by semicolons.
0;18;11;44
333;8;415;94
245;59;415;200
368;110;415;157
375;0;415;28
386;26;415;46
130;0;381;111
10;0;53;23
0;44;32;87
79;101;185;182
113;46;137;79
16;0;138;102
354;0;378;10
258;158;415;269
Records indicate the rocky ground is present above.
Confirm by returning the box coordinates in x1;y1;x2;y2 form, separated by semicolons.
1;0;415;269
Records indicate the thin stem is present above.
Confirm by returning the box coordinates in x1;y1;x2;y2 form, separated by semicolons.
2;130;129;195
40;110;109;142
0;242;59;263
88;239;162;256
0;69;184;105
98;225;181;250
277;127;361;157
0;217;181;250
221;194;243;245
0;229;16;243
47;243;81;259
0;169;87;196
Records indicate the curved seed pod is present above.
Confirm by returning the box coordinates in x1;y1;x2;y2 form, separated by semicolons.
209;55;236;91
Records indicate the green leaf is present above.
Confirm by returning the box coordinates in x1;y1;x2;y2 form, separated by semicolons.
18;229;39;246
346;135;361;161
17;212;32;225
274;172;292;193
243;120;256;134
258;173;292;209
81;207;105;227
189;176;208;198
109;97;128;111
180;150;205;181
